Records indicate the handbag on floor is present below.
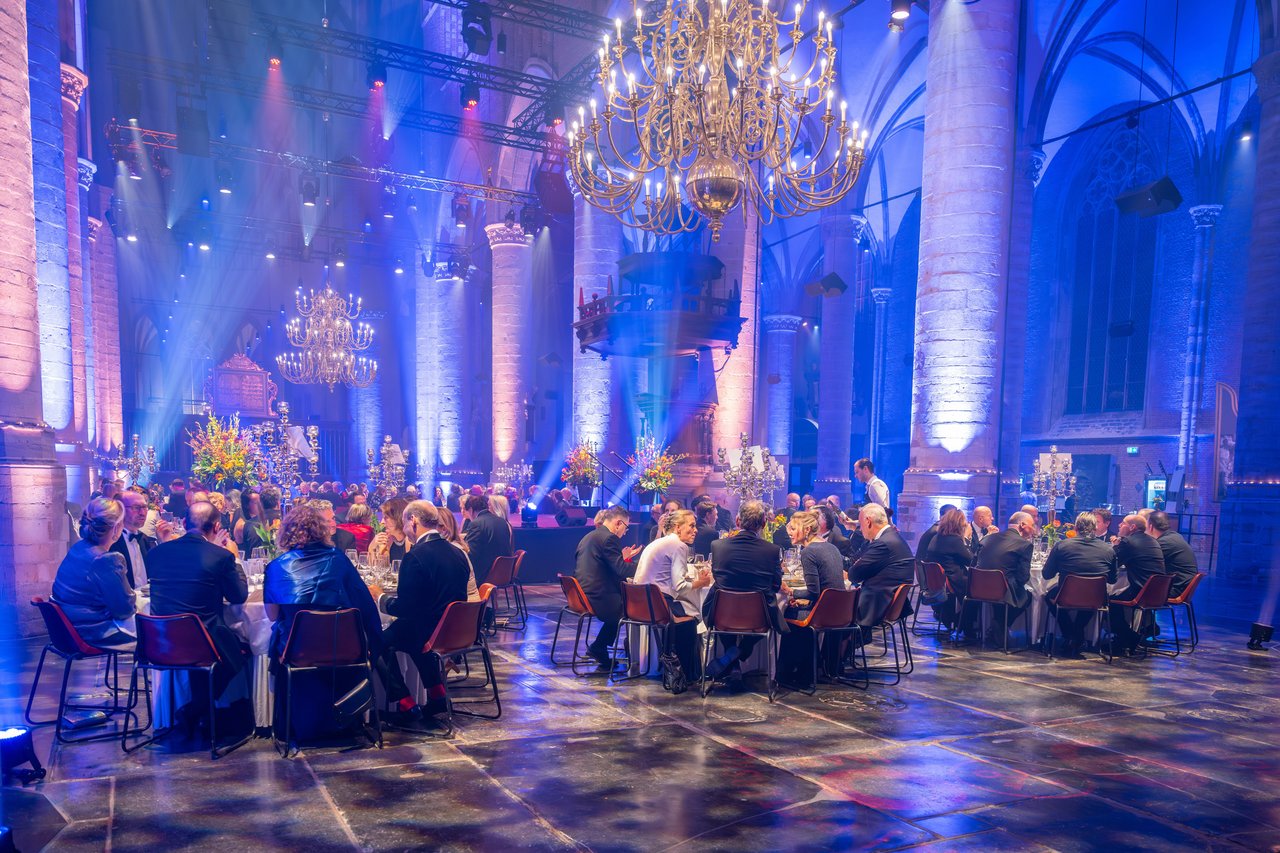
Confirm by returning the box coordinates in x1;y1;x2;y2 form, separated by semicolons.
659;651;688;694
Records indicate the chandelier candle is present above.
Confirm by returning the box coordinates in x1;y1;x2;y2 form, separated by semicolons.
276;286;378;390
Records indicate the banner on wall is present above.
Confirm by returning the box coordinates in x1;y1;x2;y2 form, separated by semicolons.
1213;382;1237;502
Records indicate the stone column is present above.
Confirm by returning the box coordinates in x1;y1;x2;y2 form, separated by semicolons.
710;208;760;457
415;264;466;488
0;0;69;637
88;183;123;452
762;314;802;465
59;63;86;438
485;221;533;472
78;157;96;450
1222;50;1280;574
1176;203;1222;509
898;0;1019;541
868;286;891;463
414;263;438;488
572;190;621;452
813;211;866;503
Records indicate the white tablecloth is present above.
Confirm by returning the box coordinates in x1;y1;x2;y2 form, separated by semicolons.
1025;554;1127;642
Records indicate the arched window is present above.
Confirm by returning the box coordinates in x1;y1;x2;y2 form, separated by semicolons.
1064;127;1158;415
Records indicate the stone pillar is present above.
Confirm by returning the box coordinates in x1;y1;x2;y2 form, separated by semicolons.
898;0;1019;541
485;221;533;471
77;157;96;449
762;314;802;465
434;269;465;476
1222;50;1280;575
572;190;621;451
59;63;86;437
869;286;891;463
88;183;123;452
710;209;760;457
0;0;69;637
414;263;437;488
813;211;866;503
1176;203;1223;510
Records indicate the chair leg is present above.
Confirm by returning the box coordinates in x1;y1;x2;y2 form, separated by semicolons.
549;608;568;665
767;633;778;704
1186;602;1199;651
451;646;503;720
53;656;74;744
23;645;53;726
700;633;715;697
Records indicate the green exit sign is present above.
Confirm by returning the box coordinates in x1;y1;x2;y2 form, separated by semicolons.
1126;446;1140;455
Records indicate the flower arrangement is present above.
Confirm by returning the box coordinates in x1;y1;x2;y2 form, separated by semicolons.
763;512;787;542
1041;518;1063;546
189;412;261;490
252;518;281;559
561;442;602;487
626;433;687;495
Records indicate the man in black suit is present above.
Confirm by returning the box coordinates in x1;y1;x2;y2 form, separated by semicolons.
145;501;251;723
463;494;514;584
693;501;720;557
704;500;785;685
974;511;1035;626
850;503;916;627
916;504;957;565
1042;512;1117;658
816;504;854;564
164;478;188;520
968;506;999;553
111;489;158;588
376;501;471;726
1107;513;1167;654
1149;511;1198;597
574;506;642;668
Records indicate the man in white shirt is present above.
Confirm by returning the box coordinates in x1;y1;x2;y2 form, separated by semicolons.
632;509;711;678
854;458;891;509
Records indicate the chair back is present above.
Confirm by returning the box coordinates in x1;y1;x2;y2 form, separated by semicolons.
1168;571;1205;605
622;582;673;625
710;590;770;633
488;555;518;587
31;597;103;656
1129;573;1174;608
878;584;914;624
558;574;594;616
477;582;496;602
136;613;220;668
968;568;1009;603
1055;575;1107;609
511;550;527;579
281;608;368;668
806;588;857;630
919;562;948;595
424;599;487;656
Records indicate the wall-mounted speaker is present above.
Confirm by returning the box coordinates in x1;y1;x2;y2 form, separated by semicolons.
1114;176;1182;218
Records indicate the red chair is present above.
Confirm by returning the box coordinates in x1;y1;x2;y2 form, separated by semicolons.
421;597;501;725
1167;572;1206;652
121;613;251;759
485;551;528;632
910;562;951;637
1042;575;1112;663
275;608;380;756
1111;574;1177;658
550;574;601;675
609;582;697;683
25;597;129;744
701;590;778;702
858;584;916;685
784;588;863;693
959;568;1029;653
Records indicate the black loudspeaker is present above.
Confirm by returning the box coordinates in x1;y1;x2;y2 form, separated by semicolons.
177;107;210;157
558;507;587;527
1114;176;1182;218
819;272;847;296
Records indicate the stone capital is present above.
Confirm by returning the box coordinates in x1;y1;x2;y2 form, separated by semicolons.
848;214;872;244
77;157;97;191
762;314;804;333
871;287;892;305
819;210;870;244
484;222;532;248
1189;203;1223;229
60;64;89;109
1023;147;1047;185
86;216;103;242
1254;50;1280;101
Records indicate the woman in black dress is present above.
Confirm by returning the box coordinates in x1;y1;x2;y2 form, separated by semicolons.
924;509;975;637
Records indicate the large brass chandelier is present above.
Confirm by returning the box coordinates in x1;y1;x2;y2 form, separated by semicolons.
567;0;867;241
276;285;377;390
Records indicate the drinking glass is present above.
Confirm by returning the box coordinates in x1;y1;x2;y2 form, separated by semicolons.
345;549;358;564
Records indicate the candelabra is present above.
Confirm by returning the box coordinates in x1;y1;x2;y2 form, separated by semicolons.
122;434;157;487
717;432;784;504
493;460;533;495
1031;445;1077;527
276;285;377;390
367;435;411;500
249;402;320;490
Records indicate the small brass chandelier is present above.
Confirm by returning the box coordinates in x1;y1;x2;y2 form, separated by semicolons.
276;285;377;390
567;0;868;241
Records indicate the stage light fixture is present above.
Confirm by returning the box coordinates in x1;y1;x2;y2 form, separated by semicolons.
545;100;564;128
393;257;405;275
496;31;507;54
0;725;46;786
300;172;319;207
460;82;480;111
116;144;144;181
891;0;911;20
504;208;516;228
198;229;212;252
1248;622;1273;650
888;18;904;32
367;59;388;90
452;192;470;228
381;184;397;219
265;239;277;260
520;204;539;233
215;159;233;195
1240;123;1253;142
461;2;493;54
333;241;347;267
266;29;284;68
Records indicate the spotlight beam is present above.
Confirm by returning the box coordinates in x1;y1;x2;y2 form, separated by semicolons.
424;0;610;42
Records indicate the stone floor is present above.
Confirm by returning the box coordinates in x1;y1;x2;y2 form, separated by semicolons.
3;579;1279;852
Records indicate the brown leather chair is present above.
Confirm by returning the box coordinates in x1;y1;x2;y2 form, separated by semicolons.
609;581;697;683
1111;574;1177;658
910;561;951;637
784;587;862;693
859;583;916;685
486;551;527;632
551;574;600;675
701;590;778;702
25;597;129;745
959;568;1028;653
1042;575;1112;663
1167;572;1205;652
122;613;251;759
275;608;379;756
421;597;500;724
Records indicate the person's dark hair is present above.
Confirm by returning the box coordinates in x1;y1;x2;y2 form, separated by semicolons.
814;504;839;533
170;478;185;489
855;457;874;474
937;509;967;538
1092;506;1112;530
185;501;219;534
449;484;463;496
380;497;409;533
661;498;682;513
938;503;958;519
80;497;124;545
260;487;281;513
464;494;489;514
597;505;630;526
240;489;261;521
696;502;717;526
278;504;330;550
1149;510;1171;533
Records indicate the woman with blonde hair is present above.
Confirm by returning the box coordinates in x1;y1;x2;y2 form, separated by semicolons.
52;497;136;650
337;502;376;552
437;509;480;602
777;508;848;688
